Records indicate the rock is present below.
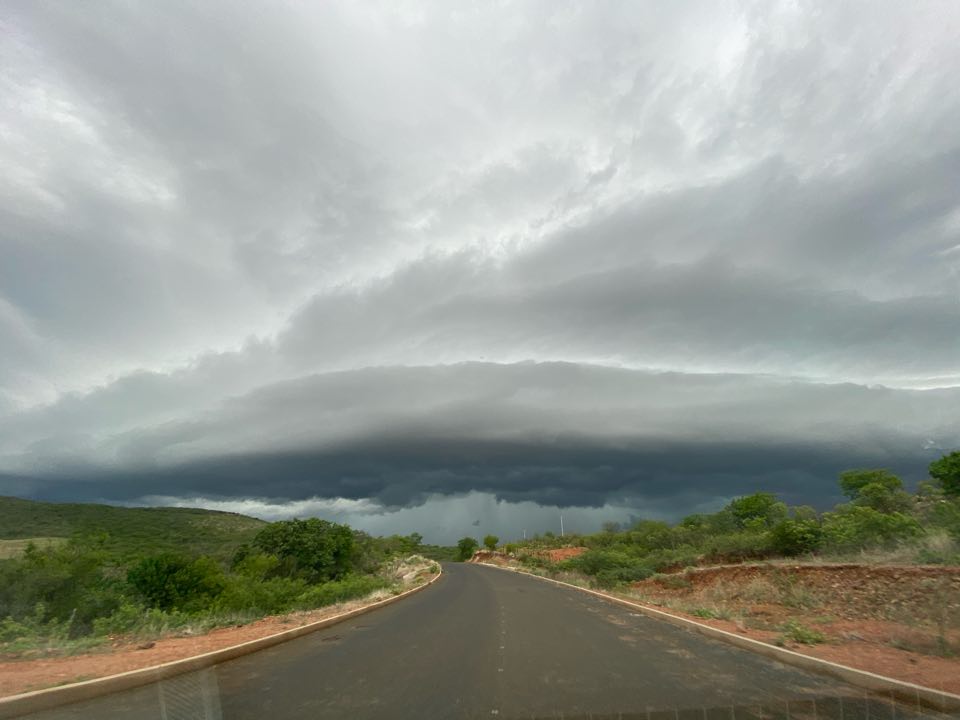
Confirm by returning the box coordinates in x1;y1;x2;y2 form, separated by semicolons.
137;641;155;650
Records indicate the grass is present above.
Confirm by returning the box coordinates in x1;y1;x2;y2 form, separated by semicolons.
654;573;692;590
0;537;66;560
0;496;265;563
0;575;407;659
779;620;825;645
690;607;731;620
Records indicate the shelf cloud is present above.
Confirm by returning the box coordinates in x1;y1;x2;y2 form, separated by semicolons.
2;1;959;540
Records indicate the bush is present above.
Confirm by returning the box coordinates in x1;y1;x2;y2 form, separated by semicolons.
564;549;654;588
295;575;388;610
0;539;124;636
127;554;226;612
252;519;355;582
930;452;960;497
769;519;823;556
821;506;922;552
456;537;478;561
483;535;499;551
927;498;960;541
725;493;788;529
214;575;308;615
704;531;773;561
780;620;824;645
626;521;675;551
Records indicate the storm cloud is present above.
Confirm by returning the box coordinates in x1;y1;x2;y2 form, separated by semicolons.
1;1;959;541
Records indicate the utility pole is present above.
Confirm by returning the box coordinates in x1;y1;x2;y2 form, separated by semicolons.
560;514;564;538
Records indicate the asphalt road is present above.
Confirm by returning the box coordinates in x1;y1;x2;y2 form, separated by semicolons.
23;563;940;719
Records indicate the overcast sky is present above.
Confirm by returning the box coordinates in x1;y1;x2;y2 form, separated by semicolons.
2;1;959;542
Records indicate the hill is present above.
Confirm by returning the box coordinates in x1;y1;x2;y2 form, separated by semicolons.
0;496;266;562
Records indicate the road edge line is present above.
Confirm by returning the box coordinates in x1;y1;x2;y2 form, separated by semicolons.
475;562;960;713
0;568;443;719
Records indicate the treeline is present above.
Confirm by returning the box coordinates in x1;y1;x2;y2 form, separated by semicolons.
510;452;960;588
0;518;431;655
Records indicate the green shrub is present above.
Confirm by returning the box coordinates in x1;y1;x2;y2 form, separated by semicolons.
927;499;960;542
625;521;675;551
252;518;355;582
214;575;308;615
0;539;124;636
769;519;823;556
641;546;700;572
691;607;722;619
456;537;478;561
821;506;922;552
564;549;654;588
726;493;788;529
930;452;960;497
295;575;388;610
127;554;226;611
780;620;825;645
704;531;773;561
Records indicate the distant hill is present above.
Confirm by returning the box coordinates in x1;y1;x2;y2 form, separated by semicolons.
0;496;266;562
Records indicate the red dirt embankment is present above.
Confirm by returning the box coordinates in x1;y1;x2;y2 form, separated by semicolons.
628;563;960;694
471;547;587;565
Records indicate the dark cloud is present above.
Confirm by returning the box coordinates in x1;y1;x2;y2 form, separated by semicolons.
1;2;959;531
2;364;955;518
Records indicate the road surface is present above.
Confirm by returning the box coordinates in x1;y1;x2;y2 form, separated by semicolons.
22;563;939;719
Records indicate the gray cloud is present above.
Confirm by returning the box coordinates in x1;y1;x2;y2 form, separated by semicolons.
1;1;959;534
2;364;956;519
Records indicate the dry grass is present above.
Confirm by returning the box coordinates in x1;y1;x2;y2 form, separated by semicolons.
0;537;66;559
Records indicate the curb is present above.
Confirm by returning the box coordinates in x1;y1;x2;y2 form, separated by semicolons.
475;562;960;714
0;568;443;719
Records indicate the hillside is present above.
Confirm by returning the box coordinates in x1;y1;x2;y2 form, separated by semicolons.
0;496;266;562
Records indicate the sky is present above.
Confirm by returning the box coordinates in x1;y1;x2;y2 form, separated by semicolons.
1;1;959;543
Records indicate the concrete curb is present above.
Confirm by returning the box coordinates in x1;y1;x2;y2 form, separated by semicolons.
476;562;960;714
0;568;443;719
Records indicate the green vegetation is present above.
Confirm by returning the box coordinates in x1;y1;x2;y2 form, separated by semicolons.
0;496;265;562
419;544;459;562
930;451;960;497
483;534;499;551
779;620;825;645
457;536;479;561
0;501;435;658
0;537;65;560
505;452;960;589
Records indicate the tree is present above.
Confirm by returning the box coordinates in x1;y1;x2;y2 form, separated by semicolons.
725;493;788;529
457;537;479;561
930;452;960;497
837;469;911;514
483;534;499;551
252;518;355;582
838;469;902;500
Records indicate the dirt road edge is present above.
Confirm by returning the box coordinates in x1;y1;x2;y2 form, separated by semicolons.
476;562;960;713
0;568;443;719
